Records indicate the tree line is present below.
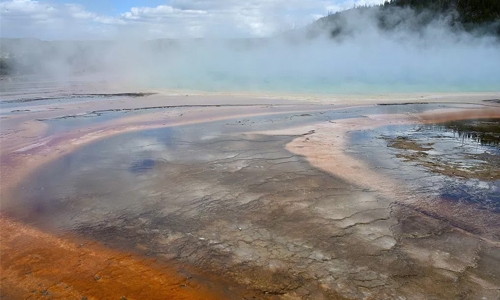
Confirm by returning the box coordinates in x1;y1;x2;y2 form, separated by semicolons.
385;0;500;31
312;0;500;39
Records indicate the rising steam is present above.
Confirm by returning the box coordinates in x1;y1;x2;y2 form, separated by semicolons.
1;5;499;94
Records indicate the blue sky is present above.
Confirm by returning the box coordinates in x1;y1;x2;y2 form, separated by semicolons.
0;0;387;39
48;0;166;14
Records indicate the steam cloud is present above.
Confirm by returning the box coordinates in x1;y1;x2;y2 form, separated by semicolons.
2;6;500;94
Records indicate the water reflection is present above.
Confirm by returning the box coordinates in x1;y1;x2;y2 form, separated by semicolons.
6;103;500;298
427;118;500;147
349;118;500;212
129;159;156;174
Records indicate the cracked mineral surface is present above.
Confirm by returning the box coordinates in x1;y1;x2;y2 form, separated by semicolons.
1;85;500;299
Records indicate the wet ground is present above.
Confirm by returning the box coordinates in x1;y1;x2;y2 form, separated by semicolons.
350;119;500;211
1;87;500;299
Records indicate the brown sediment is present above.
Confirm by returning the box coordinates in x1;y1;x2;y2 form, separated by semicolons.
271;107;500;241
417;106;500;124
0;105;335;206
2;95;500;298
386;137;500;181
257;113;413;196
384;136;434;151
280;106;500;189
0;103;339;299
0;216;226;300
382;108;500;181
381;124;500;180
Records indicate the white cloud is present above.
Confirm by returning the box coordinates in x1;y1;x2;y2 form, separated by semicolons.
0;0;126;38
2;0;498;94
326;0;387;13
0;0;387;39
122;5;206;20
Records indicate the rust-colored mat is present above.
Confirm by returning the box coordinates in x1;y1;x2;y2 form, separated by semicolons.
0;217;224;300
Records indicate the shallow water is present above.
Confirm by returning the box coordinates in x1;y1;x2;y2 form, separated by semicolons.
38;102;473;136
146;78;500;95
429;118;500;147
0;96;116;116
5;103;500;299
349;119;500;212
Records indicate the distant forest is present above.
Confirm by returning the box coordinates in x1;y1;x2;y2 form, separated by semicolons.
312;0;500;38
1;0;499;76
387;0;500;29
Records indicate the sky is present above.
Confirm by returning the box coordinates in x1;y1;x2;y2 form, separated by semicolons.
0;0;387;39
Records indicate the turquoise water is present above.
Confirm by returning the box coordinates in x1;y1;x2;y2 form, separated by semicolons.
141;61;500;94
135;38;500;95
145;76;500;95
